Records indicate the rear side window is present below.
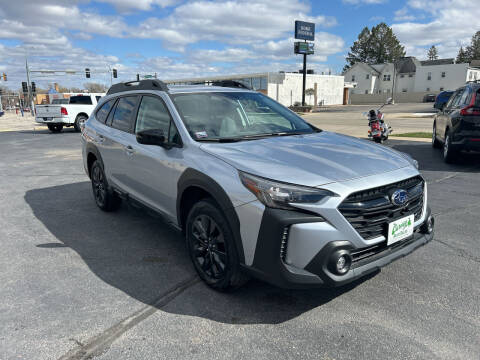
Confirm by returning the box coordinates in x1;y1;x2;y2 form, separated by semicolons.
459;87;472;106
69;96;92;105
96;96;102;103
446;90;463;109
111;96;138;132
95;99;115;124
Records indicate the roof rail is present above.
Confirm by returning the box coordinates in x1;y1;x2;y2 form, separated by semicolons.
106;79;169;95
211;80;251;90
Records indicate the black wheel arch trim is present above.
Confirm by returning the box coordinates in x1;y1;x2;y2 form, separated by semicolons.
177;168;245;264
85;142;105;178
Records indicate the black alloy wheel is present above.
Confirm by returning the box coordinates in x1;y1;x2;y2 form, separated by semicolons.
186;199;248;291
191;214;227;280
90;160;121;211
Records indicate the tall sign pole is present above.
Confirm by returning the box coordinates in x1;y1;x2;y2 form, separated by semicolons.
294;20;315;106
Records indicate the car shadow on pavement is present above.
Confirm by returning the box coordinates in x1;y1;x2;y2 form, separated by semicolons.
387;140;480;172
25;181;374;325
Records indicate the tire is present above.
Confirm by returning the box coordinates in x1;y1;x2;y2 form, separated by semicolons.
374;137;383;144
47;124;63;133
443;130;458;164
432;122;442;148
90;160;121;211
74;115;87;132
186;199;249;291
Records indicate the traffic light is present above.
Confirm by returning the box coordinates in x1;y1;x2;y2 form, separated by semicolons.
112;68;117;78
2;73;6;81
22;82;28;93
85;68;90;78
31;82;36;93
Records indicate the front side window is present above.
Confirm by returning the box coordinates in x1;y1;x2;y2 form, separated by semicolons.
172;92;315;141
135;96;181;145
111;96;138;132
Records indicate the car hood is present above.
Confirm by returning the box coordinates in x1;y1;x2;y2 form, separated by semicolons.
199;131;412;187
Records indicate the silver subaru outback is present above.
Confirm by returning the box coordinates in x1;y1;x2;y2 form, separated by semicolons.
82;79;434;291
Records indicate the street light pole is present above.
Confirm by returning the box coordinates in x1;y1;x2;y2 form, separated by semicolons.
25;58;34;115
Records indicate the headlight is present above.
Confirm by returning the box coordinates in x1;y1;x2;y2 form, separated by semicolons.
239;171;336;210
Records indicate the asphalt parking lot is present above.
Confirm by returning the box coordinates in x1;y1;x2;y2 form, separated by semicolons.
0;128;479;359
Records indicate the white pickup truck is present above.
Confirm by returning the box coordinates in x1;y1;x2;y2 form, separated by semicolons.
35;93;104;133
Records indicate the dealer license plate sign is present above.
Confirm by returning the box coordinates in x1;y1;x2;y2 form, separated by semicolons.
387;214;414;246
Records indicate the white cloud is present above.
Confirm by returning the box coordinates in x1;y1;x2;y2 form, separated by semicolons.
394;7;416;21
134;0;337;47
392;0;480;59
95;0;179;12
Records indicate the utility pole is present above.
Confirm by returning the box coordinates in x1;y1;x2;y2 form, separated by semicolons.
25;58;35;116
302;45;307;106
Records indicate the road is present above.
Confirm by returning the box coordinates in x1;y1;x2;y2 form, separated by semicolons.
0;128;479;360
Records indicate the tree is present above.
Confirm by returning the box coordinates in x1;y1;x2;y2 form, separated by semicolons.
344;23;405;72
305;88;315;105
456;31;480;63
465;31;480;61
84;82;108;93
456;46;468;63
427;45;438;60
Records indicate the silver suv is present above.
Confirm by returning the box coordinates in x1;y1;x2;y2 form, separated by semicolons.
82;80;434;290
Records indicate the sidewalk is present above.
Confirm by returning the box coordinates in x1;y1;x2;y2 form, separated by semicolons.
0;111;41;132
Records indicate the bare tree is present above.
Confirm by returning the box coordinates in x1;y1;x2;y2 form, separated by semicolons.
84;82;108;93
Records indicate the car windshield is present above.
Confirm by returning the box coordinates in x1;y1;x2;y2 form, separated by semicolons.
171;92;316;141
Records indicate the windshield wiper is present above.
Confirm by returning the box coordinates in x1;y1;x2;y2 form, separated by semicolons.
196;137;244;143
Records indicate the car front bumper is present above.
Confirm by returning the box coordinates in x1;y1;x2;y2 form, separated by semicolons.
243;206;433;289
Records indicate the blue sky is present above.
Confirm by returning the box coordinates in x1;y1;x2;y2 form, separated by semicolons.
0;0;477;89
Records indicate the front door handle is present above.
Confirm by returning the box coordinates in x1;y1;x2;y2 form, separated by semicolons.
124;145;135;155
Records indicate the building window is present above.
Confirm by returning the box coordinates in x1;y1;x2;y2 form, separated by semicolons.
402;89;407;93
365;90;369;94
351;75;355;82
441;72;446;78
426;87;430;91
408;74;413;78
427;72;432;80
366;74;370;79
383;74;391;81
400;74;404;78
440;87;444;91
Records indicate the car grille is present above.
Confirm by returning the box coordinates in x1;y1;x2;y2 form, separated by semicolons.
338;176;424;241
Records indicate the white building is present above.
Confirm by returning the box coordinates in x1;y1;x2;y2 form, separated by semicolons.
164;72;346;107
344;57;480;97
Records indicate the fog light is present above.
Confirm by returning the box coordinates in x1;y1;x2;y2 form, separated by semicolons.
337;256;347;273
329;250;352;275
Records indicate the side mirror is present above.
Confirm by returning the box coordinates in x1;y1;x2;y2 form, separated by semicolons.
136;129;166;147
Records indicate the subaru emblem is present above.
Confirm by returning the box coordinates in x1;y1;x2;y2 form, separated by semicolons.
391;189;408;206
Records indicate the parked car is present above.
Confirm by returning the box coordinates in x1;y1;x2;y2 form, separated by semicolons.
82;80;434;291
35;93;104;133
423;94;436;102
432;82;480;163
434;91;454;110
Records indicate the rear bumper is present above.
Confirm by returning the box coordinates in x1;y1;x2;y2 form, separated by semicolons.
452;135;480;150
35;116;71;124
244;206;433;289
